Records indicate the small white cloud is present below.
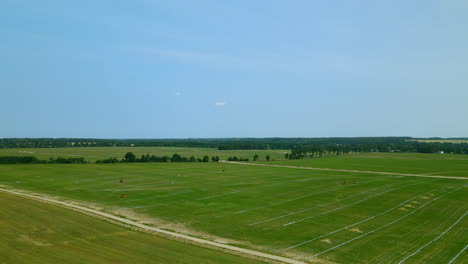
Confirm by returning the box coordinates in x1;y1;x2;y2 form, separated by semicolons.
215;102;226;106
175;92;182;96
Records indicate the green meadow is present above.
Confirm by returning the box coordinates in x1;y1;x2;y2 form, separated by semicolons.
0;149;467;263
266;152;468;178
0;191;264;264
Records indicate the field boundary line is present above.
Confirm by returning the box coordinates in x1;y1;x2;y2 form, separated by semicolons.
281;179;435;227
276;185;448;253
0;187;306;264
221;161;468;180
448;244;467;264
249;188;380;226
397;209;468;263
304;186;464;260
225;177;386;220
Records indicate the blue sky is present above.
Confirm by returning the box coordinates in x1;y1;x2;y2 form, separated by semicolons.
1;0;467;138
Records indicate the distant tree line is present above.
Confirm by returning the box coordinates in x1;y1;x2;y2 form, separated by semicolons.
227;155;271;162
96;153;221;164
0;153;273;164
1;137;468;155
0;137;416;149
48;157;87;163
0;156;40;164
227;156;249;162
0;156;87;164
284;141;468;160
286;146;353;159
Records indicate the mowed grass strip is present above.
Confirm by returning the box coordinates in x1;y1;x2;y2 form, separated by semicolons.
0;192;265;264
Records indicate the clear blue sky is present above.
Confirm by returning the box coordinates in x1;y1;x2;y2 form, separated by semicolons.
1;0;467;138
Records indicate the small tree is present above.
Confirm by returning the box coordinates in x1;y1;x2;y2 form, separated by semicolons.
189;156;196;162
266;155;270;161
124;152;136;162
253;154;259;161
203;155;209;162
140;154;150;162
171;153;182;162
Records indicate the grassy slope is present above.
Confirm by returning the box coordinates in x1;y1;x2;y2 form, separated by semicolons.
0;191;264;264
0;147;286;162
266;152;468;178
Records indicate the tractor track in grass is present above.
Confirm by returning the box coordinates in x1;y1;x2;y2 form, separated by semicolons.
304;186;465;260
222;161;468;180
448;244;468;264
275;185;450;254
397;209;468;263
0;187;307;264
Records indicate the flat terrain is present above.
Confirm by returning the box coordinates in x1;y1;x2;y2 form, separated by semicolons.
266;153;468;178
0;191;264;264
0;146;285;162
0;150;467;263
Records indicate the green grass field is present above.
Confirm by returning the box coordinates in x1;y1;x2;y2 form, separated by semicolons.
0;191;264;264
0;147;286;162
1;149;467;263
266;152;468;178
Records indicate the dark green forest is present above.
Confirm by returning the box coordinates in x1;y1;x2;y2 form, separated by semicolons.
1;137;468;155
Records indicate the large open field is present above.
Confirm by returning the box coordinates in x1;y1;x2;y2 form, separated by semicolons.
1;149;467;263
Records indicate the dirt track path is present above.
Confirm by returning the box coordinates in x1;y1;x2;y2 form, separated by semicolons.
0;188;306;264
221;161;468;180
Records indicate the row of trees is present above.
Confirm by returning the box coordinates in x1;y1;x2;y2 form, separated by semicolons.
0;137;409;150
100;153;274;163
286;145;353;159
227;155;271;162
0;156;40;164
49;157;87;163
284;141;468;160
0;153;272;165
0;156;87;164
97;153;221;164
227;156;249;161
